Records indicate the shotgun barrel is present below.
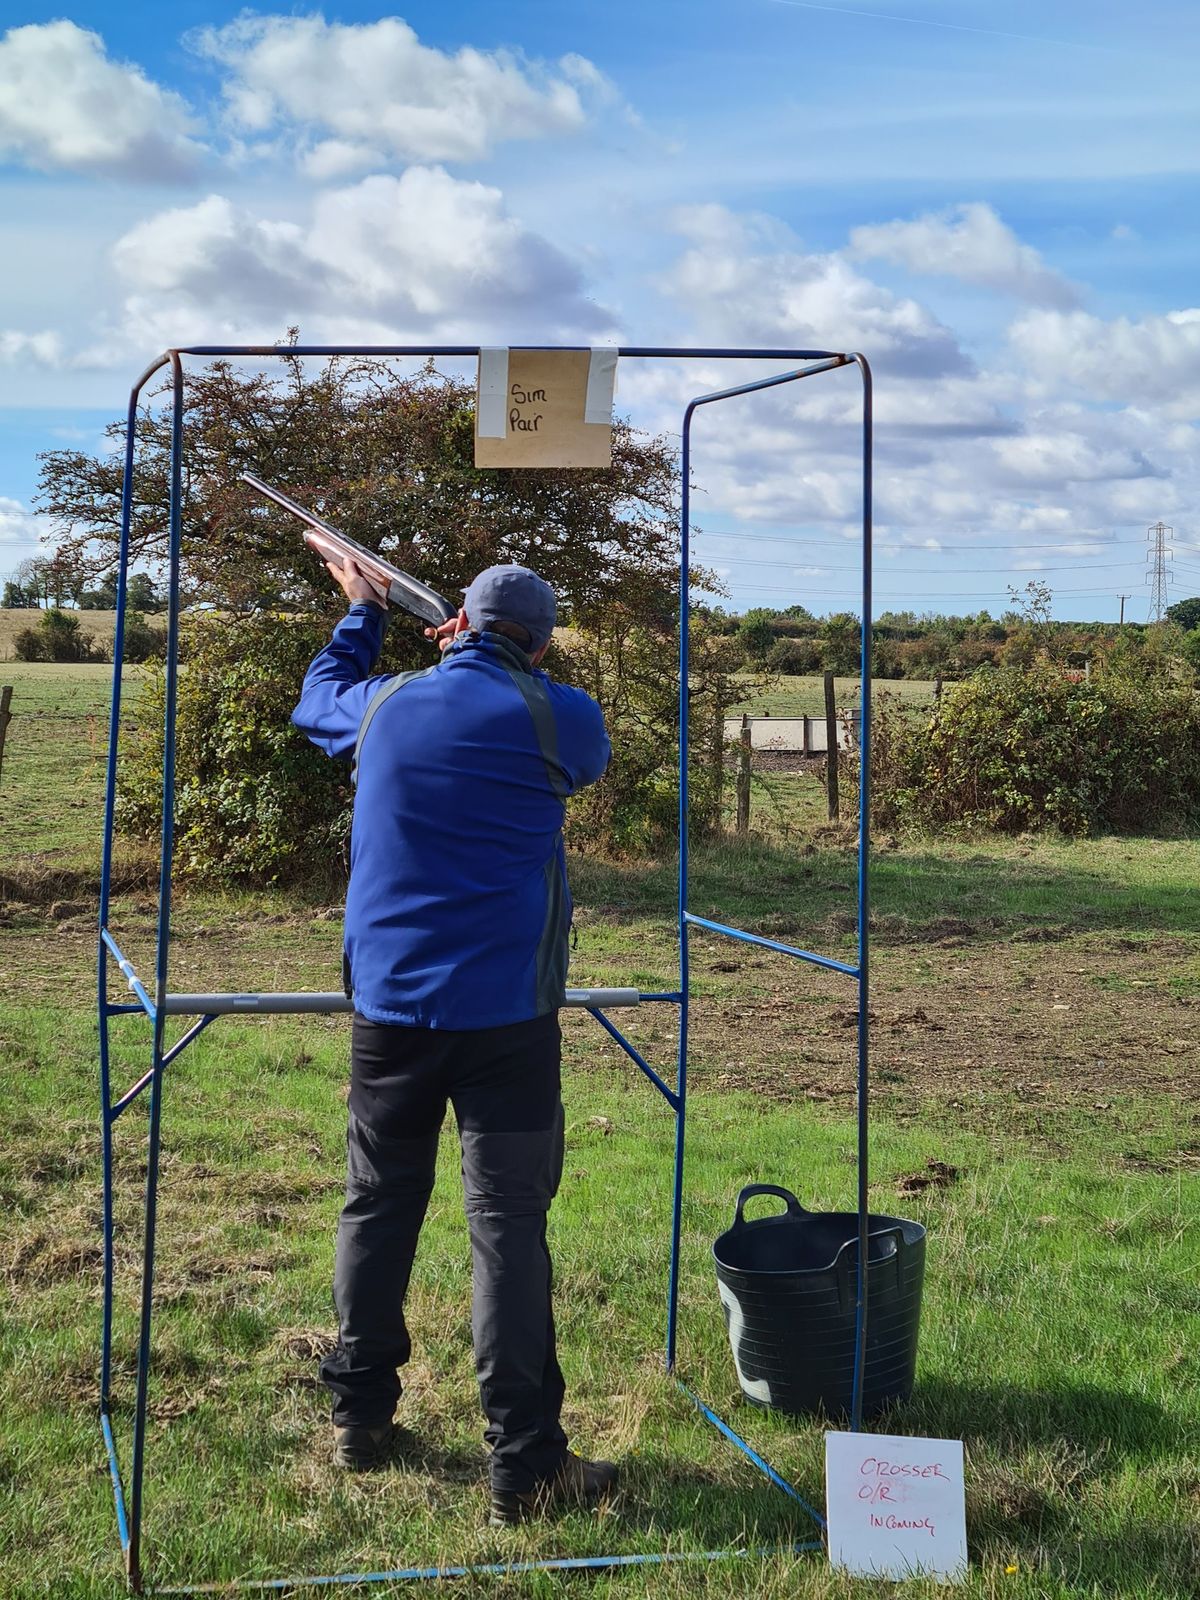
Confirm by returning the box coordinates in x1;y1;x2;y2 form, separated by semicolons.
240;471;457;627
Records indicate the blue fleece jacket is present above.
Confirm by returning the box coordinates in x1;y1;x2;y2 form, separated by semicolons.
291;604;610;1029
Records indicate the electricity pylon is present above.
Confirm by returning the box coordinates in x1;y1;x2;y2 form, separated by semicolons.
1146;521;1173;622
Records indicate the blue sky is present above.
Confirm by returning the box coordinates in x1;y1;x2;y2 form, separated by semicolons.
3;2;1200;618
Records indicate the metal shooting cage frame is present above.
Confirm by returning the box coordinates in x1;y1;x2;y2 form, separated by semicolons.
96;344;873;1593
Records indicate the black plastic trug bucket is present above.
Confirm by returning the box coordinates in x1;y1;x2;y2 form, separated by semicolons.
713;1184;926;1419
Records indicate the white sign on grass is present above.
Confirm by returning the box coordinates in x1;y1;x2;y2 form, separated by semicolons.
825;1431;968;1582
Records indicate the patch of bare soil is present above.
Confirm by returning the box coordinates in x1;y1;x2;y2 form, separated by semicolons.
896;1160;960;1195
566;932;1200;1114
7;883;1199;1115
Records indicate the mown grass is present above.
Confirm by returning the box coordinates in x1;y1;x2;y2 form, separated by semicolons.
2;662;1198;1597
1;1002;1197;1599
0;663;115;858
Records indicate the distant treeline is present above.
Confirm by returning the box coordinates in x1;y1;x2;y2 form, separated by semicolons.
707;597;1200;679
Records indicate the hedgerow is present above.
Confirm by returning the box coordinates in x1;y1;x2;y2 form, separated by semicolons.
119;612;376;883
870;660;1200;835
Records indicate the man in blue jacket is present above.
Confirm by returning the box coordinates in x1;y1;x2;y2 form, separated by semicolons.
292;555;614;1525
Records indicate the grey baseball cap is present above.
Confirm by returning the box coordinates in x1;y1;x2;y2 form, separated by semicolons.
463;564;557;653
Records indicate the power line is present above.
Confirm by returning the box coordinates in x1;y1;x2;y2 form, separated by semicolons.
692;528;1155;554
699;551;1151;575
710;582;1126;601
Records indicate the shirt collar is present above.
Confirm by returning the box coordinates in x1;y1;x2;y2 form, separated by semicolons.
447;629;534;675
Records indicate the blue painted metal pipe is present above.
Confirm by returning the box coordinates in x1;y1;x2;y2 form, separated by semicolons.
101;1411;131;1553
850;355;874;1433
677;1381;826;1526
587;1008;679;1109
665;390;695;1373
155;1542;823;1594
101;928;156;1022
174;344;847;362
109;1014;218;1121
97;374;146;1417
127;352;187;1593
682;912;859;977
675;357;847;408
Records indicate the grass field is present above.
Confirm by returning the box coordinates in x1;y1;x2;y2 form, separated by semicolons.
730;675;940;719
0;607;121;662
1;663;1197;1598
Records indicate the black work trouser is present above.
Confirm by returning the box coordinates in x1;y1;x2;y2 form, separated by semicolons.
319;1010;568;1492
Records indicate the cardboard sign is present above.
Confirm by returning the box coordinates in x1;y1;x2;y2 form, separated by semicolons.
474;348;615;468
825;1431;968;1583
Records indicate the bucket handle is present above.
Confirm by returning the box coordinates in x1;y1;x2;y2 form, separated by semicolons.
732;1184;809;1229
834;1224;906;1305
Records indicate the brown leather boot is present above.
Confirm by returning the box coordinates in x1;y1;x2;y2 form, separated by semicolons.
332;1420;395;1471
490;1451;620;1525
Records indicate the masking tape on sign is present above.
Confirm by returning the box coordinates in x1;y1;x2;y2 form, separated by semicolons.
584;347;618;425
477;348;509;438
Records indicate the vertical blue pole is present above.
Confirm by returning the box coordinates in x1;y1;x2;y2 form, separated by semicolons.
666;402;697;1371
127;353;185;1593
98;383;141;1425
850;357;874;1432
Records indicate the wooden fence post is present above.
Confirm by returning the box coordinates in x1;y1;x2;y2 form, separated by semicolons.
0;686;11;787
736;713;751;834
823;670;840;821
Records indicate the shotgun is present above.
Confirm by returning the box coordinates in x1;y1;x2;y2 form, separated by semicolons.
240;471;457;627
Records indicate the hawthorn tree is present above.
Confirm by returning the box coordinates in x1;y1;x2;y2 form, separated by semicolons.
37;350;732;876
36;352;682;627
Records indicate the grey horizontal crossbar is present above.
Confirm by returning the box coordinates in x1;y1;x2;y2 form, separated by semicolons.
158;988;641;1016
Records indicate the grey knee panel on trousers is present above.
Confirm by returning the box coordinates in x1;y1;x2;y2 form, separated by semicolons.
460;1102;565;1215
344;1111;440;1197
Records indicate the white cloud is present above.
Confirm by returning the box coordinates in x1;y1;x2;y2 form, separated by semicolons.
632;202;1200;569
992;428;1161;486
192;14;613;170
0;330;65;365
299;139;386;182
1010;307;1200;415
102;167;614;350
850;202;1079;309
0;21;203;181
662;206;970;378
113;196;316;311
0;496;41;556
627;207;1012;533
